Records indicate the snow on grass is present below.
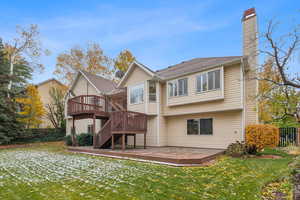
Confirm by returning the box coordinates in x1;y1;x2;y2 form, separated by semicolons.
0;150;144;185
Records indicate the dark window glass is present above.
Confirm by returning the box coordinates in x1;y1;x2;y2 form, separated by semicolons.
187;119;199;135
200;119;213;135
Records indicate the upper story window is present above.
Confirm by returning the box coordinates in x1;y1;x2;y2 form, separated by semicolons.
168;78;188;97
130;83;144;104
196;69;221;93
148;80;156;102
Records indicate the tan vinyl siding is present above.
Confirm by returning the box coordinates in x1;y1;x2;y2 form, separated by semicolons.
128;116;158;146
65;74;102;135
162;64;242;115
167;67;224;106
66;118;102;135
124;65;152;113
166;110;243;149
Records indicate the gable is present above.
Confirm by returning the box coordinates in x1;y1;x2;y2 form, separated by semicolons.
122;63;153;87
72;74;99;96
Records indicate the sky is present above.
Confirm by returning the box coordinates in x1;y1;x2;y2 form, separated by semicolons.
0;0;299;84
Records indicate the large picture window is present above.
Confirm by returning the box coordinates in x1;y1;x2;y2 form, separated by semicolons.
168;78;188;97
130;83;144;104
196;69;221;93
187;118;213;135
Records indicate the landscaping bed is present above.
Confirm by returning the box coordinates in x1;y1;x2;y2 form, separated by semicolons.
0;142;295;200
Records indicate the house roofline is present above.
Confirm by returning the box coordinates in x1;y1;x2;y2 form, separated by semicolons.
161;58;242;81
117;61;160;88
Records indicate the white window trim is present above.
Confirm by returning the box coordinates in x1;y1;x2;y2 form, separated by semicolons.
129;83;145;105
187;118;214;136
196;68;222;94
167;77;188;98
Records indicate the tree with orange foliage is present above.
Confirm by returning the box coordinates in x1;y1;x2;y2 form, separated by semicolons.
17;85;45;128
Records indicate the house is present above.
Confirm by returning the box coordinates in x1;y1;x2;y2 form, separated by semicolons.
36;78;67;128
65;8;258;150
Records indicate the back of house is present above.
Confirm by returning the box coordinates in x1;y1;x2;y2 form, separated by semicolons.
65;8;259;150
117;8;258;149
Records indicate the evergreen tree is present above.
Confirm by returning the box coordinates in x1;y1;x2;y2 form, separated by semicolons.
0;39;32;144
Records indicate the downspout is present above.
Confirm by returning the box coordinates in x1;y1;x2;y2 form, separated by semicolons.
241;58;246;141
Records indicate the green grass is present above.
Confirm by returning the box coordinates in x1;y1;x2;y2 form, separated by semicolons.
0;143;295;200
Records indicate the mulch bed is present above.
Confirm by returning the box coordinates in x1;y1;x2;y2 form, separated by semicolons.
258;155;283;159
0;144;32;149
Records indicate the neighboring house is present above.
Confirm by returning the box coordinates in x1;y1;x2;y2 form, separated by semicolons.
65;8;258;150
36;78;67;128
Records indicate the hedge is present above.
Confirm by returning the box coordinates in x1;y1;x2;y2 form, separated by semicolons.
11;128;66;144
65;133;93;146
245;124;279;151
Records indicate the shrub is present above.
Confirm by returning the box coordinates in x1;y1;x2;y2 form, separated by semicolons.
65;135;73;146
246;124;279;151
76;133;93;146
11;128;66;144
226;141;247;157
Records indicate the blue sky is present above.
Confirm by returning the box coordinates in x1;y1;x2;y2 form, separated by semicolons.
0;0;299;84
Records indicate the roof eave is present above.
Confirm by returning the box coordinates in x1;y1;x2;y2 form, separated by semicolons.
160;58;242;81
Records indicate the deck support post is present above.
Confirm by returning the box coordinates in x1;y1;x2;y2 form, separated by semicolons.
144;133;146;149
112;134;115;150
93;114;96;148
71;117;77;146
134;134;136;149
122;134;125;151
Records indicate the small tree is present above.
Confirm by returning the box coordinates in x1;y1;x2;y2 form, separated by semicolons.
114;49;135;78
4;24;48;94
258;58;300;126
17;85;45;128
54;42;113;85
45;87;66;129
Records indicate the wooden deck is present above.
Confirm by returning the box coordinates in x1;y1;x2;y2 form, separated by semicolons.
68;146;225;166
67;94;147;150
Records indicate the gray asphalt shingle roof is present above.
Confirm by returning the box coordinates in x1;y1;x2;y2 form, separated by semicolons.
80;71;116;93
156;56;243;79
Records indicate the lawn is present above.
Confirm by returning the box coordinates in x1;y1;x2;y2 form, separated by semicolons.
0;142;295;200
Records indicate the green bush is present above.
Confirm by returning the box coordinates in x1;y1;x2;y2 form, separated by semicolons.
76;133;93;146
65;135;73;146
226;141;247;157
226;141;258;157
11;128;66;144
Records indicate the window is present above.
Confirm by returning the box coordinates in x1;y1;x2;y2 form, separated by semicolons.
168;78;188;97
87;124;93;134
130;84;144;104
148;81;156;102
187;119;199;135
196;69;221;92
200;119;213;135
187;118;213;135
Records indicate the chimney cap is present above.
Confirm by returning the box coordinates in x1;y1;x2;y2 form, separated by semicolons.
242;8;256;21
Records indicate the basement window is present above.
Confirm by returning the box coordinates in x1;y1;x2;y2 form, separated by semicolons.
187;118;213;135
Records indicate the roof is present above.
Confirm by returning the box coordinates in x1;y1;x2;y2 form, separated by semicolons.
156;56;243;79
36;78;66;88
80;70;116;93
